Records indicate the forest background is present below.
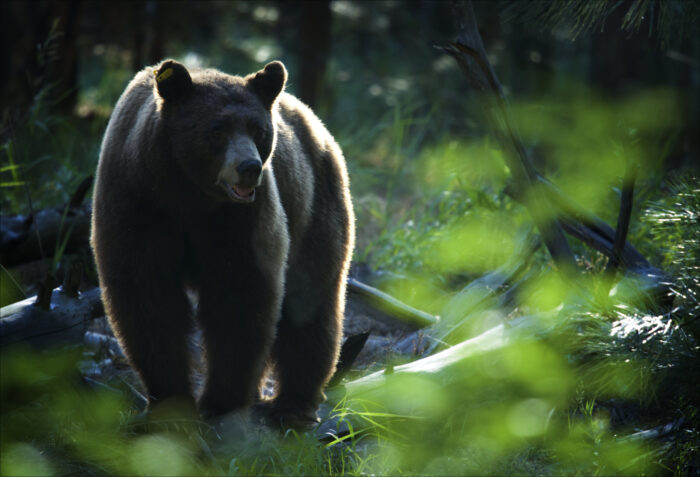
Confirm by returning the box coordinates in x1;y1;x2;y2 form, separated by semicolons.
1;1;699;475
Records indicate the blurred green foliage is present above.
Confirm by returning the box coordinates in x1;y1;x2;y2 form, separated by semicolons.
1;1;699;475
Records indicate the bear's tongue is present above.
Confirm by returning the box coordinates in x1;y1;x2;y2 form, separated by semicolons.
233;185;254;198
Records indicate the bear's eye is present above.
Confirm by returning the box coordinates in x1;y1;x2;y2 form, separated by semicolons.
247;120;268;143
210;118;232;136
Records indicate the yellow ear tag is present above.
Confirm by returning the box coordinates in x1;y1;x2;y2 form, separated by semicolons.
156;67;173;83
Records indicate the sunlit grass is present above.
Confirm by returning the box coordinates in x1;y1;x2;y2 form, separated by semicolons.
328;81;693;475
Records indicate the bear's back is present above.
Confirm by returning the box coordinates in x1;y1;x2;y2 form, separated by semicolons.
271;93;351;250
97;70;163;189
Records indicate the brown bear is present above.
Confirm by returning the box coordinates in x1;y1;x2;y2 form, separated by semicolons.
91;59;354;426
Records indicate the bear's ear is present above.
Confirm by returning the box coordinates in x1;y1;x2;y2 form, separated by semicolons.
154;60;193;101
247;61;287;109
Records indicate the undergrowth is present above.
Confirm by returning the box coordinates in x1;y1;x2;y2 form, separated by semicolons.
1;20;105;216
3;176;697;475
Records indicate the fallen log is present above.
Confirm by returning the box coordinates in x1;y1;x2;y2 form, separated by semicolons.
0;287;103;348
0;276;436;350
2;170;438;332
0;204;92;268
3;201;438;332
429;233;539;346
317;323;510;440
344;324;506;396
346;277;439;329
0;176;93;268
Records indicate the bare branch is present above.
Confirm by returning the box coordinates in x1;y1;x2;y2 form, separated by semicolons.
438;1;576;269
439;1;667;290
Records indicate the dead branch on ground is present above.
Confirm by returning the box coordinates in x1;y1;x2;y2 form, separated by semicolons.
1;176;93;267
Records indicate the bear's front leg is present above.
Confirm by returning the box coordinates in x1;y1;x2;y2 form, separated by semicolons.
196;270;282;418
96;233;195;410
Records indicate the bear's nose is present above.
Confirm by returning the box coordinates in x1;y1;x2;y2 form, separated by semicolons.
236;159;263;186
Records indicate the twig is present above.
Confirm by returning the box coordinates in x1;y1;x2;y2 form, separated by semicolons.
0;263;27;299
34;274;57;310
119;376;148;410
7;117;47;277
68;175;94;209
536;176;651;271
605;159;638;276
328;331;371;388
61;258;83;298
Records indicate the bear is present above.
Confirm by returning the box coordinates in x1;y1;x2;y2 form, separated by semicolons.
90;59;355;427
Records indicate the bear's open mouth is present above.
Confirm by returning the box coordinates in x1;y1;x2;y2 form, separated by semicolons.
232;185;254;199
221;182;256;203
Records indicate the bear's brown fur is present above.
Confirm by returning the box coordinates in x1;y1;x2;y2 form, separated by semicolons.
91;60;354;425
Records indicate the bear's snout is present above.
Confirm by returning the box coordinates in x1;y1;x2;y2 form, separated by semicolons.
236;159;263;187
216;135;264;203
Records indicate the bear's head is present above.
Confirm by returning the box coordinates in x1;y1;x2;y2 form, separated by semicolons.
153;60;287;204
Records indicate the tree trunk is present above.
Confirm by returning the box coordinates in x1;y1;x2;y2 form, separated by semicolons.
298;0;331;109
